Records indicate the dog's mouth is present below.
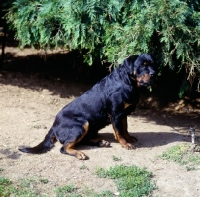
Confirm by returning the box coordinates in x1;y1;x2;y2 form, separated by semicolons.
138;77;155;87
136;74;156;87
138;80;151;86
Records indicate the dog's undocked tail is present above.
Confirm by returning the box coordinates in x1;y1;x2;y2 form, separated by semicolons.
19;129;57;154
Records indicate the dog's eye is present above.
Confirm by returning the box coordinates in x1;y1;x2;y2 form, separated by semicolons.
143;62;147;65
150;61;154;65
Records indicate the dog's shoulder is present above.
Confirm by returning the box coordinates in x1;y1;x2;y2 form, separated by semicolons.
103;70;139;108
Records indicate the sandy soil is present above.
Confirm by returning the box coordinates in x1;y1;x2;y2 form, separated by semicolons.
0;45;200;197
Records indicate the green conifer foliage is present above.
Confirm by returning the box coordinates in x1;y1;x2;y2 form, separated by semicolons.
6;0;200;93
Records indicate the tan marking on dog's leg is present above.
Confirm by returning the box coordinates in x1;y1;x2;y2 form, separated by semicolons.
115;132;136;150
113;129;118;141
108;114;118;140
82;121;89;134
109;114;135;149
64;142;88;160
63;121;89;160
122;117;138;143
110;119;135;150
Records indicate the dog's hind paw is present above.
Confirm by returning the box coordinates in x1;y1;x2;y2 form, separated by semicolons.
75;152;88;160
99;140;110;147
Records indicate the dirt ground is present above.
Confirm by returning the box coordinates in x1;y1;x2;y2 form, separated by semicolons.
0;44;200;197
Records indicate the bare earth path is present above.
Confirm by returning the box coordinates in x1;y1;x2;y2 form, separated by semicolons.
0;47;200;197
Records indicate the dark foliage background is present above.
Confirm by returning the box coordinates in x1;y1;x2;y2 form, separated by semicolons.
3;0;200;97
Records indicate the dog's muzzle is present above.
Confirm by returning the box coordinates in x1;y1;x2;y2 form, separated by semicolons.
139;74;156;86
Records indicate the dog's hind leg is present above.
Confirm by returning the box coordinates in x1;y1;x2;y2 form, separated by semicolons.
60;142;88;160
60;121;89;160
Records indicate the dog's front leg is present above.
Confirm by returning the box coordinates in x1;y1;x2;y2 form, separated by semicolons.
111;116;136;150
122;117;138;143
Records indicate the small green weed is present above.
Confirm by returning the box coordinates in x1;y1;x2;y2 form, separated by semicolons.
80;165;88;170
39;178;49;184
0;176;112;197
159;143;200;171
19;177;35;188
55;185;79;197
96;190;114;197
81;186;113;197
159;143;189;163
96;164;156;197
186;166;196;171
0;168;4;172
112;155;122;162
0;164;156;197
0;177;37;197
0;177;11;185
0;176;51;197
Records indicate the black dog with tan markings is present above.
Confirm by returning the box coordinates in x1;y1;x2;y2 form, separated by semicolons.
19;54;157;159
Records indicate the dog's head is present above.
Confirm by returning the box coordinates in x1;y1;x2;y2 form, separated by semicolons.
124;54;157;87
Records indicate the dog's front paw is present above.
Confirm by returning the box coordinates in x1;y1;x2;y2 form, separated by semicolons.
123;143;136;150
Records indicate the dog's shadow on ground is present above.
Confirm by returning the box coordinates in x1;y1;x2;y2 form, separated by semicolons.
0;131;191;159
129;131;190;148
77;131;191;151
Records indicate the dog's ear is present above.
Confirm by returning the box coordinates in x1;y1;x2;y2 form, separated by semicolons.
123;55;139;74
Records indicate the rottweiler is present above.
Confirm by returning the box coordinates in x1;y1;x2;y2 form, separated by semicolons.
19;54;157;160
